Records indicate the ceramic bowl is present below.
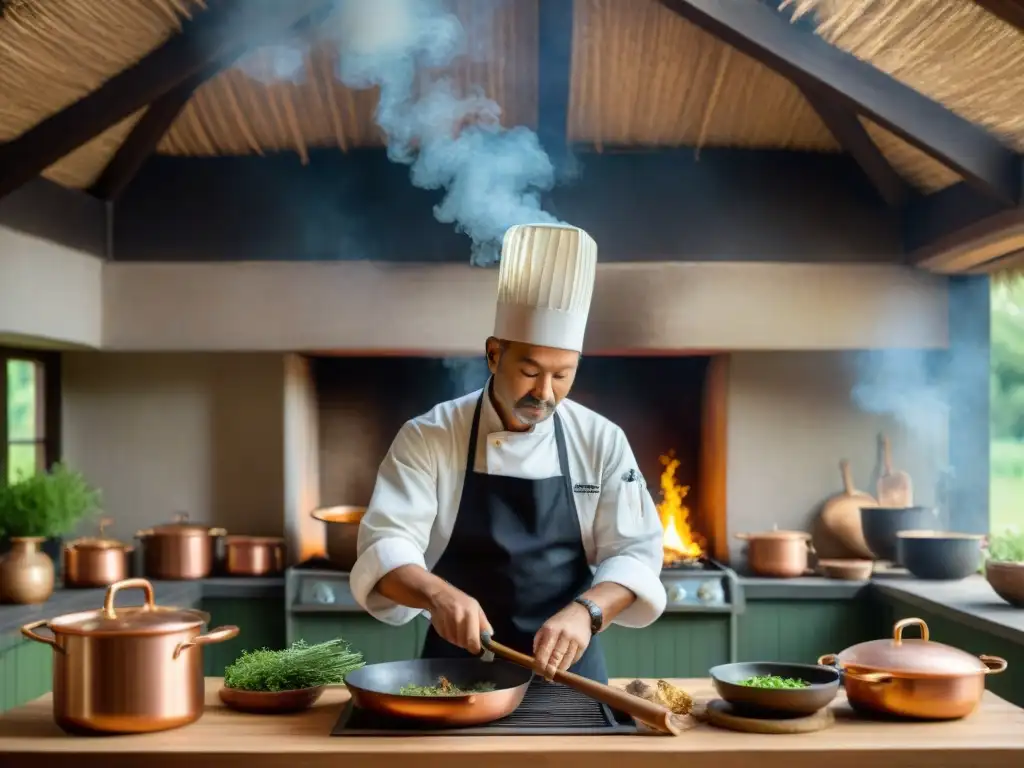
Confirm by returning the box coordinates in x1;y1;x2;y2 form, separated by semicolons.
817;559;873;581
986;560;1024;607
860;506;939;562
709;661;840;717
219;685;326;714
897;531;984;581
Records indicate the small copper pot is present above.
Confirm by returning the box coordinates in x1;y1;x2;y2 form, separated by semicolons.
735;529;813;578
819;617;1007;720
20;578;239;734
223;535;285;576
64;517;133;588
136;512;226;580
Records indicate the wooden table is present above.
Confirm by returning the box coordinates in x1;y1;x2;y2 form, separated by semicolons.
1;678;1022;768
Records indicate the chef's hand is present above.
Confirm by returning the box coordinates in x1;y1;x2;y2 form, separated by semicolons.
533;603;592;680
427;584;493;655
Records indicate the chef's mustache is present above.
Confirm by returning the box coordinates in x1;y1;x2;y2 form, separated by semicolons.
515;395;554;411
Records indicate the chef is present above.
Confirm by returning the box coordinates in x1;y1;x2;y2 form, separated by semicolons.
350;223;666;684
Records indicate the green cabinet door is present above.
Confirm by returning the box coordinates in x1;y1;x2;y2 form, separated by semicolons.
602;615;731;679
0;638;53;712
736;599;877;665
201;598;287;676
290;614;429;665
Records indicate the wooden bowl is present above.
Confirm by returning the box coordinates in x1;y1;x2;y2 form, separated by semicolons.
986;561;1024;607
817;559;873;581
219;685;326;714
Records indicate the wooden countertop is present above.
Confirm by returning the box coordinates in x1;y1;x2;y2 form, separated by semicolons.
1;677;1022;768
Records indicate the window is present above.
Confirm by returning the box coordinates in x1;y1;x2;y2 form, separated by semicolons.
1;349;61;485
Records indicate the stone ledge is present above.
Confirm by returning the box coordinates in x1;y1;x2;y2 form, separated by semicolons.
0;576;284;648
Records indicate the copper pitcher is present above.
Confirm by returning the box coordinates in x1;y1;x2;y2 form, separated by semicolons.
20;578;238;734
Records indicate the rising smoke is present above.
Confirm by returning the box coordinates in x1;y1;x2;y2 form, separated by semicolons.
236;0;562;266
441;357;491;397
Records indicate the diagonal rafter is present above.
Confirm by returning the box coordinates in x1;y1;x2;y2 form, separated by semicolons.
657;0;1021;206
800;85;911;208
0;0;333;201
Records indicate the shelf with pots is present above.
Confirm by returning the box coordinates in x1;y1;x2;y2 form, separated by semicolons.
0;464;102;605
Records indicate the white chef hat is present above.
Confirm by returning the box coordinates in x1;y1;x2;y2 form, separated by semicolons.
493;223;598;353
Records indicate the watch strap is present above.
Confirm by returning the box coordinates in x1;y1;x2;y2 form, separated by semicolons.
574;597;603;634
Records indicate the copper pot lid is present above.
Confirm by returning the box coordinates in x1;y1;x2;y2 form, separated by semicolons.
835;618;989;675
46;579;208;636
311;505;366;524
736;526;811;541
147;512;227;537
66;517;131;551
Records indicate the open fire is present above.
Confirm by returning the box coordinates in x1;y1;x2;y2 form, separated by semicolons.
656;452;705;567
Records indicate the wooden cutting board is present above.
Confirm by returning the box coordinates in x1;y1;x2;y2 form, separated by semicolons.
704;699;835;734
877;433;913;507
812;460;877;560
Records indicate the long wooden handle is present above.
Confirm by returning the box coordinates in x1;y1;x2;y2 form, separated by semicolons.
840;459;854;495
481;634;681;735
881;433;893;475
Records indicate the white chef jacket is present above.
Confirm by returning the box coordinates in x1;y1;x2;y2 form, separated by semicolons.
349;387;667;629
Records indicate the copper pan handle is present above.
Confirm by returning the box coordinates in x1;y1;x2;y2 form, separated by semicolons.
980;655;1008;675
20;620;65;654
173;625;240;660
480;632;681;735
893;617;929;643
844;670;894;685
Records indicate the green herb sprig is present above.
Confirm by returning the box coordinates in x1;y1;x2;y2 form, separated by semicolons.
987;529;1024;564
223;639;365;693
737;675;809;689
399;679;497;696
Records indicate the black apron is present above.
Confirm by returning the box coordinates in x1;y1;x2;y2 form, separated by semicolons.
421;390;608;684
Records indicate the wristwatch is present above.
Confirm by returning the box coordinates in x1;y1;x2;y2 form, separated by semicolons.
573;597;604;634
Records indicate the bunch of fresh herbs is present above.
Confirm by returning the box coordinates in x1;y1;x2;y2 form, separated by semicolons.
987;529;1024;564
223;639;365;693
0;463;101;539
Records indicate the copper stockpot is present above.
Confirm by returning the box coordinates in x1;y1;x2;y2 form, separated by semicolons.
223;535;285;576
63;517;133;588
19;578;239;734
311;505;365;571
735;529;813;578
819;617;1008;720
136;512;227;580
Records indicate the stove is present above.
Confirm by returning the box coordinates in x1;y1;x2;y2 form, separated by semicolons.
660;556;743;613
331;678;637;736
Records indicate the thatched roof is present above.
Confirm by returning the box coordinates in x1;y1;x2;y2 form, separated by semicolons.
1;0;1023;269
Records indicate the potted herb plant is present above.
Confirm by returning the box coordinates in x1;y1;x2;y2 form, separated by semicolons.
0;463;102;604
984;529;1024;608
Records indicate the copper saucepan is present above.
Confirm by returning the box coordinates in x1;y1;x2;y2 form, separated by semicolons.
20;578;239;734
818;617;1007;720
735;529;814;578
63;517;134;588
222;535;285;576
136;512;227;580
311;505;365;570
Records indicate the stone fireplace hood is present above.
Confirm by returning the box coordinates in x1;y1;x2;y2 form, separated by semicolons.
101;261;948;353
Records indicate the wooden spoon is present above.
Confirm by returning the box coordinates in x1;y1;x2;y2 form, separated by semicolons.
877;433;913;507
481;633;682;735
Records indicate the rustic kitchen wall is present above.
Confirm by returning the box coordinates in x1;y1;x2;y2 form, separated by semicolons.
60;352;286;542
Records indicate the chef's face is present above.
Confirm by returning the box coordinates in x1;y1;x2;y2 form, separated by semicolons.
485;337;580;429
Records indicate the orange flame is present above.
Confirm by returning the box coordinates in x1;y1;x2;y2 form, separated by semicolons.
657;452;704;565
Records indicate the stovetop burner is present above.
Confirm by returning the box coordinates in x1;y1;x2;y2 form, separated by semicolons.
663;555;721;571
331;679;637;736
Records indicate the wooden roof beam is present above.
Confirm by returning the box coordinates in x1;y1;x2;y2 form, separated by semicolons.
658;0;1022;207
537;0;575;179
972;0;1024;31
800;85;911;208
0;0;333;201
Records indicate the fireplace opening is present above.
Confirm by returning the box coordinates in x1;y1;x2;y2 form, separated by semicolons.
311;354;728;565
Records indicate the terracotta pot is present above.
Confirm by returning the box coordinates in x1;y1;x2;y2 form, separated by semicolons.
818;617;1007;720
63;517;133;588
985;560;1024;607
0;536;55;604
311;505;365;571
735;530;812;578
136;512;226;580
20;578;239;734
223;535;285;576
